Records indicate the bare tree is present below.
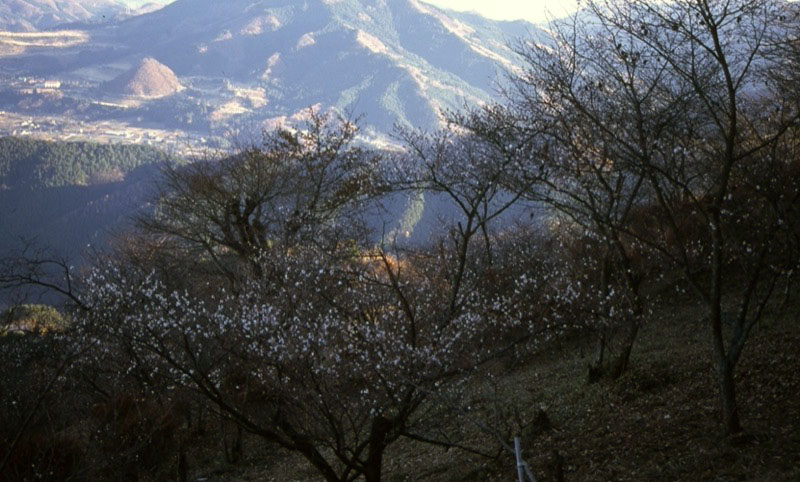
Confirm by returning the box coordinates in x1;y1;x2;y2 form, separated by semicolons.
0;240;87;311
69;116;576;480
505;0;800;434
136;109;384;292
497;8;691;379
76;225;552;481
389;116;539;316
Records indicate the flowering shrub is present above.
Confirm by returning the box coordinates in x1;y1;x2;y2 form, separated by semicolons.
75;233;569;481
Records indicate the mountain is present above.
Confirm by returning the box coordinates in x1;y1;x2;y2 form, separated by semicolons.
0;0;542;136
129;2;166;15
0;0;543;294
0;0;128;32
106;57;183;97
106;0;528;129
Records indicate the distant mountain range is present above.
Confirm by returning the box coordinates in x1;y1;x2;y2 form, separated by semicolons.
0;1;544;307
0;0;129;32
0;0;542;136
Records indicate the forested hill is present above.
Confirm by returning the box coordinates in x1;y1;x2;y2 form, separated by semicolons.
0;137;179;280
0;136;179;189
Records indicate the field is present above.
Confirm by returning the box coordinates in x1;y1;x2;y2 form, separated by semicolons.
0;30;88;55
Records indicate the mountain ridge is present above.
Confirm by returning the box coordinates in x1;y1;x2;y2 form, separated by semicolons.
0;0;129;32
0;0;544;138
100;0;534;131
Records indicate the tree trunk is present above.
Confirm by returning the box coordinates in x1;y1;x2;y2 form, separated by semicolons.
276;418;342;482
587;253;612;383
709;248;743;436
363;460;382;482
364;416;391;482
609;318;639;380
717;358;742;435
587;329;606;384
177;443;188;482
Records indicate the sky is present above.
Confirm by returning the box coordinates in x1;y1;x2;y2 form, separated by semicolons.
119;1;580;24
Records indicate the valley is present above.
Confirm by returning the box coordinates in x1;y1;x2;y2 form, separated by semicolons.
0;0;536;266
0;110;208;157
0;0;534;150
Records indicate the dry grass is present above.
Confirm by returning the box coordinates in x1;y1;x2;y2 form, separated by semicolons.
517;299;800;482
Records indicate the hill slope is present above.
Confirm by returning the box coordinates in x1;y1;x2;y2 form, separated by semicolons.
105;57;183;97
185;296;800;481
0;0;127;32
0;0;542;134
0;136;177;189
0;137;177;268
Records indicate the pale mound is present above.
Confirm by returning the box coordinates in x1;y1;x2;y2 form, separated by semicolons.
108;57;183;98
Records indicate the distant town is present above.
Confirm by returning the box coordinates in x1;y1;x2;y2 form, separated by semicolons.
0;108;211;158
0;71;220;157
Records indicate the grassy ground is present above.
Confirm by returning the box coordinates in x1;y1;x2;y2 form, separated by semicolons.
518;301;800;482
189;295;800;481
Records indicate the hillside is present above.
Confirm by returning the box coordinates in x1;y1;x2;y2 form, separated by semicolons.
0;136;177;188
172;296;800;481
1;2;799;481
0;0;127;32
0;0;539;134
105;57;183;97
0;137;177;268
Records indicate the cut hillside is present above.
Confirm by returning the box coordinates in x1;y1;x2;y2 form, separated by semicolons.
106;57;183;98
